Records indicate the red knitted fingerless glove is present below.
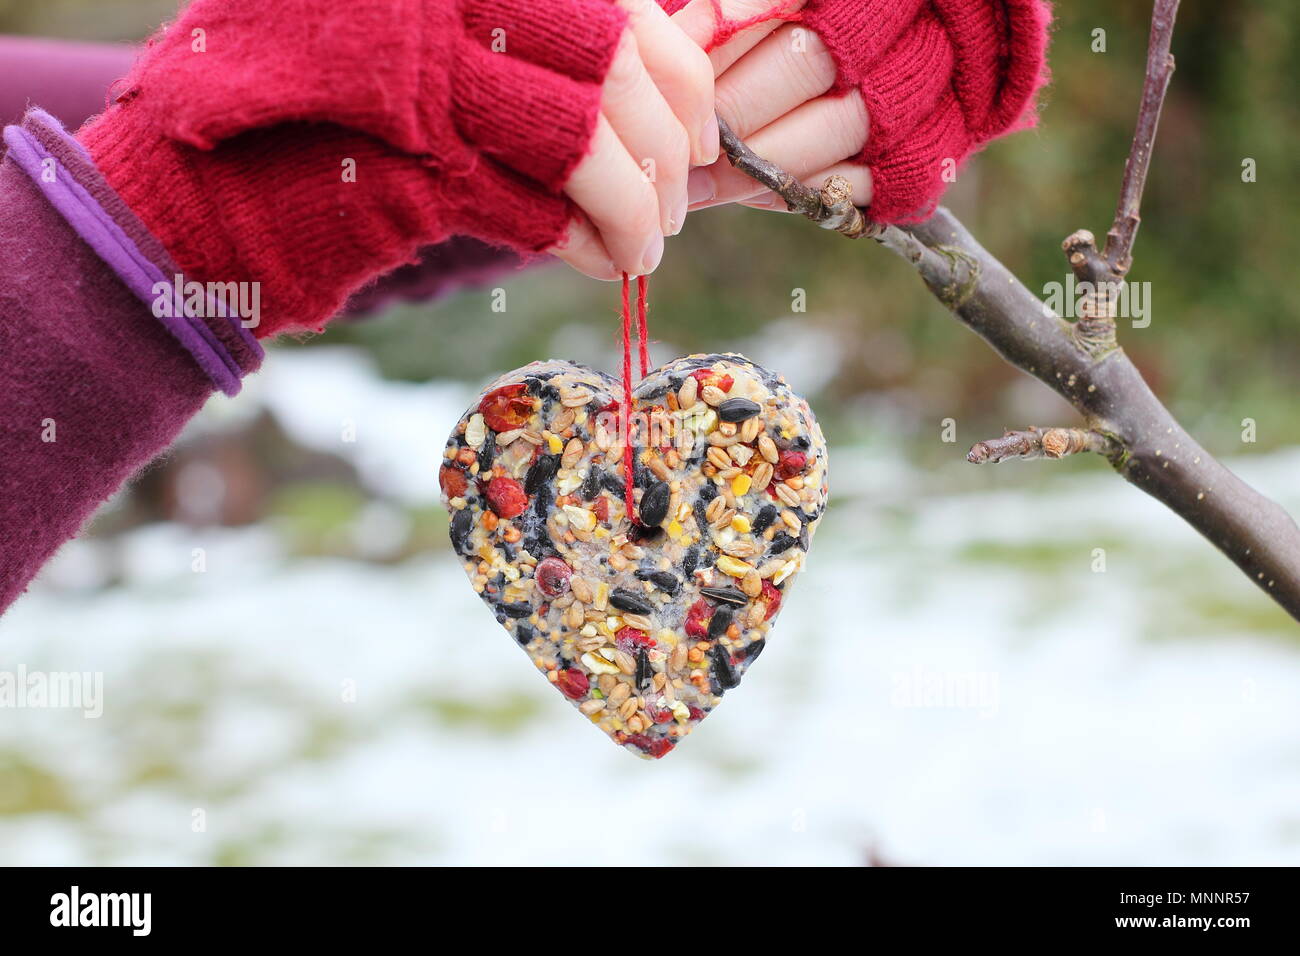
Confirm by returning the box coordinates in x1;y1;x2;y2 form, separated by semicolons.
78;0;627;338
802;0;1050;222
661;0;1050;224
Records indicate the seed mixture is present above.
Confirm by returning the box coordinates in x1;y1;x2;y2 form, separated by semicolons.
440;353;829;759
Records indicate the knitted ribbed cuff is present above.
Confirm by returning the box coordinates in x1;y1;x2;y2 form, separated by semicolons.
453;41;612;192
454;0;626;191
6;109;262;394
804;0;1050;223
462;0;627;85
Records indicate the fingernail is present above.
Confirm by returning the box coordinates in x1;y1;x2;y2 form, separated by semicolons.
688;168;714;206
668;194;688;236
701;114;720;165
640;232;664;274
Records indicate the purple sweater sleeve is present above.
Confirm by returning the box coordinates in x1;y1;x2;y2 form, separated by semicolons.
0;34;542;318
0;152;211;610
0;34;552;612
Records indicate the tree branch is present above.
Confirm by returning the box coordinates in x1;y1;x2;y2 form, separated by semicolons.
968;427;1116;464
717;0;1300;620
717;116;877;239
1105;0;1180;275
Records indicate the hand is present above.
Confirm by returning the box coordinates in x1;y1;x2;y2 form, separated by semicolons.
670;0;871;214
552;0;718;280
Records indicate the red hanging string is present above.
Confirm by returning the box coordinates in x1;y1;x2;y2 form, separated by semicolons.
635;274;649;378
620;273;650;524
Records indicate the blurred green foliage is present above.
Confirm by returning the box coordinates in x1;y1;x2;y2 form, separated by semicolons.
5;0;1297;454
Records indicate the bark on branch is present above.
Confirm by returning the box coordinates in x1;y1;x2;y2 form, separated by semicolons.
717;0;1300;621
968;427;1115;465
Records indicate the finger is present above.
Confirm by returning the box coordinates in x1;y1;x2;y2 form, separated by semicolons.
620;0;718;165
713;24;836;139
671;0;806;76
550;216;621;281
600;31;691;236
564;114;664;275
736;162;874;211
687;90;868;209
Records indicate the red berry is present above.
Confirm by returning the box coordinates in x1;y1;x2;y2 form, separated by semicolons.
555;668;589;700
534;557;572;597
485;476;528;518
687;706;706;721
646;703;675;724
624;733;675;759
689;369;734;393
775;450;807;480
439;464;468;499
597;400;622;439
592;495;610;523
684;598;712;638
615;626;653;653
478;383;534;432
760;580;782;620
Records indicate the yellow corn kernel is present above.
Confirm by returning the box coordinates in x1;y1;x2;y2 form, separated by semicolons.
731;515;751;534
716;556;754;578
731;474;752;497
546;432;564;454
666;519;684;541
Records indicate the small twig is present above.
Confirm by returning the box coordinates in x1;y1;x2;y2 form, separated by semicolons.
716;115;876;238
967;427;1115;464
1103;0;1180;275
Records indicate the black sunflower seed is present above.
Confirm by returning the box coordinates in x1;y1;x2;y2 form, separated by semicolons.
635;647;652;690
741;638;766;662
628;522;663;543
769;532;797;555
717;397;761;423
708;605;734;639
449;509;473;555
639;480;671;527
710;645;740;692
531;484;552;519
632;451;652;489
514;624;534;646
580;470;602;501
524;455;560;495
524;530;558;561
499;602;533;620
477;442;495;472
692;499;710;534
636;383;671;402
700;586;747;606
681;546;700;576
601;470;627;496
609;588;654;615
648;571;679;594
751;504;779;535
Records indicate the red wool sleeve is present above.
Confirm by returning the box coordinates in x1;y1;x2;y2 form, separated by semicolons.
78;0;629;339
801;0;1051;223
658;0;1051;224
